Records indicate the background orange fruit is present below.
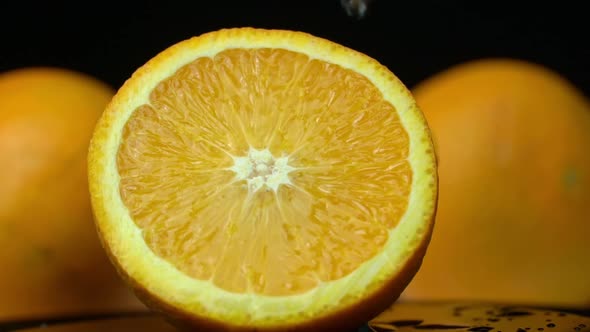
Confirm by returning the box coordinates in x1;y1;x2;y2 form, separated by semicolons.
0;67;144;321
401;58;590;308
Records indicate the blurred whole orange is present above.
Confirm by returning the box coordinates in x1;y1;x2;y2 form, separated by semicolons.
0;67;144;321
401;59;590;308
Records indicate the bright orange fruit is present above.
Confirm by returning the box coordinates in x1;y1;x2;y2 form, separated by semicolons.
88;28;437;331
0;67;145;321
401;58;590;308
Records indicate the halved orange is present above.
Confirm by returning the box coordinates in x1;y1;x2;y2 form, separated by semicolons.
88;28;437;331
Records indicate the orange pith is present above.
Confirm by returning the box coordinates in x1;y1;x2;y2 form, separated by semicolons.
116;48;412;296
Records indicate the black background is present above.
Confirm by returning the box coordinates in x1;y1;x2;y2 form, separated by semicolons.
1;0;588;96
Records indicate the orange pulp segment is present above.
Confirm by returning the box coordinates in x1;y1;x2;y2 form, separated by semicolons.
117;47;412;296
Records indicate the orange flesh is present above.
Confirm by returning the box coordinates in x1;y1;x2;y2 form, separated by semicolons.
117;48;411;296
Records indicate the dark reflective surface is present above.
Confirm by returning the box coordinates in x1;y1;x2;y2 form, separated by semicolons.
4;303;589;332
